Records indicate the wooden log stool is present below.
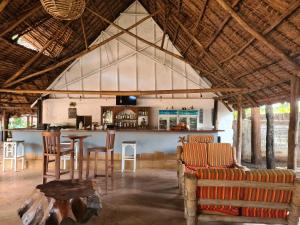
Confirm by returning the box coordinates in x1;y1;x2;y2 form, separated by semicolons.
18;179;101;225
86;130;116;193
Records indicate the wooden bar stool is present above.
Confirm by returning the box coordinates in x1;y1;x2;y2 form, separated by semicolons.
42;131;75;184
86;130;116;193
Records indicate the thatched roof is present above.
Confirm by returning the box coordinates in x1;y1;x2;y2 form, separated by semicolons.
0;0;299;113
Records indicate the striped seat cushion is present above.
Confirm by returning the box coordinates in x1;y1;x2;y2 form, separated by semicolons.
196;168;245;216
188;135;214;143
183;143;207;168
207;143;234;168
242;169;295;219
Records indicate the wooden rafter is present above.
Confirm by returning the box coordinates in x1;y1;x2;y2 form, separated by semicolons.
4;10;162;88
80;17;88;50
216;0;300;74
172;0;183;45
160;0;171;48
87;7;237;88
0;4;42;37
172;15;257;106
0;0;9;14
204;0;240;50
0;88;246;96
220;0;300;65
4;21;72;86
182;0;208;56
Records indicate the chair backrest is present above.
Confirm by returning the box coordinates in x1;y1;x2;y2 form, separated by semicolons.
42;131;61;155
207;143;235;168
183;143;207;167
106;130;116;151
188;135;214;143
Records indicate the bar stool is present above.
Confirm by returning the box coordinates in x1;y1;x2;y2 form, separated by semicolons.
60;141;79;170
86;130;115;193
42;131;75;184
2;140;25;172
121;141;137;173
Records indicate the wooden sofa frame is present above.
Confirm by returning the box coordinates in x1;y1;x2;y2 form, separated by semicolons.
184;173;300;225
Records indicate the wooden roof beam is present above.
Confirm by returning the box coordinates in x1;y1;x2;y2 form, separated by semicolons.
3;21;72;86
160;0;171;49
0;4;42;37
4;10;161;88
87;7;238;88
80;16;88;50
0;88;247;96
0;0;9;14
182;0;208;56
216;0;300;76
172;15;257;106
172;0;183;45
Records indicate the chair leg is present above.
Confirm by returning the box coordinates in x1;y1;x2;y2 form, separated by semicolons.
55;155;60;181
43;155;47;184
70;152;74;180
105;151;108;193
86;151;90;179
111;150;114;187
94;151;97;177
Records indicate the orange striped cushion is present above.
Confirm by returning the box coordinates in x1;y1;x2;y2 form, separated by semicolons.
207;143;234;168
196;168;245;216
188;135;214;143
183;143;207;167
242;169;295;219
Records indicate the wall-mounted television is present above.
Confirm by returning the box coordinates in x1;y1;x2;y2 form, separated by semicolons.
116;96;137;105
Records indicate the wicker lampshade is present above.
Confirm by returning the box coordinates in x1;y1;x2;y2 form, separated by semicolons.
40;0;86;20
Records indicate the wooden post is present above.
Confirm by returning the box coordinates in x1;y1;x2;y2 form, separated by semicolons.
2;110;9;141
251;107;262;164
241;109;246;161
212;99;219;130
36;99;43;129
184;174;197;225
288;180;300;225
288;77;300;170
236;96;242;164
266;105;275;169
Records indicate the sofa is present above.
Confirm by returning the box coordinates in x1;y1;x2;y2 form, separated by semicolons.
177;142;245;193
184;168;300;225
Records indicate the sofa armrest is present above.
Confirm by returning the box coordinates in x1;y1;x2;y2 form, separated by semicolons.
233;163;249;171
176;145;183;161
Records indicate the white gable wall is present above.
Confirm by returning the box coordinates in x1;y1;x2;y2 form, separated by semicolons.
43;1;233;144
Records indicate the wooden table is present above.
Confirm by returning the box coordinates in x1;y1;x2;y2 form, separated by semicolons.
63;135;90;180
19;179;101;224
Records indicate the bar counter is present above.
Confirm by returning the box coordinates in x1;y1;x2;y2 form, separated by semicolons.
7;129;223;158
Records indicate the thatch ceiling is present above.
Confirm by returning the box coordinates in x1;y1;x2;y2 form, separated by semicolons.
0;0;299;113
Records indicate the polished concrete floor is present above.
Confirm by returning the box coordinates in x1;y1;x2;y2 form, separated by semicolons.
0;160;281;225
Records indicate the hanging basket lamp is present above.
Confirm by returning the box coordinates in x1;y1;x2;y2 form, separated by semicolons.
40;0;86;20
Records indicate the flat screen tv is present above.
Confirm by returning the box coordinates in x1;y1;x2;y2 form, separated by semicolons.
116;96;137;105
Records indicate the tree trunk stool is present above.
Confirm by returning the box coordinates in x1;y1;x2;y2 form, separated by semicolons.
18;179;102;225
2;140;25;172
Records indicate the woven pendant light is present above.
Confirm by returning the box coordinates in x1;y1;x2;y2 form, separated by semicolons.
40;0;86;20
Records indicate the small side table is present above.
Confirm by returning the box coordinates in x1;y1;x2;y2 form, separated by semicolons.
121;141;137;173
2;140;25;172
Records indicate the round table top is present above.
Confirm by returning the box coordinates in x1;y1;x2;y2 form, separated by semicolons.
36;179;95;201
63;135;91;140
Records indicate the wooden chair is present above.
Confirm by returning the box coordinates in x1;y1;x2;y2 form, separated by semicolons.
86;130;116;193
42;131;75;184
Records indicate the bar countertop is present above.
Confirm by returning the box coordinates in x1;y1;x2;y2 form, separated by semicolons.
6;128;224;133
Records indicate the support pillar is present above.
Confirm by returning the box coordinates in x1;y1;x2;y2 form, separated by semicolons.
266;104;275;169
212;99;219;130
37;99;43;129
251;107;262;164
288;77;300;170
236;96;242;164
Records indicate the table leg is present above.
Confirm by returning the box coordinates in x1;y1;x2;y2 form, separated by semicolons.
79;139;84;180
